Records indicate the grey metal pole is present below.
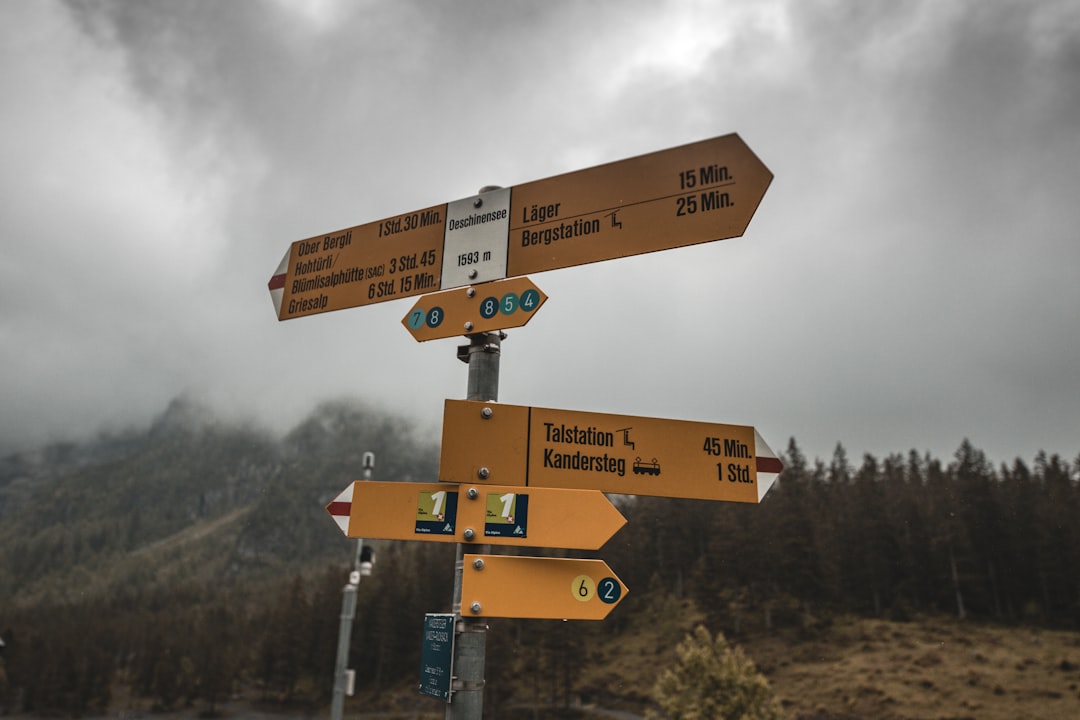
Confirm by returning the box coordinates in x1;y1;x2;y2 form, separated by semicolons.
447;326;501;720
330;583;357;720
331;453;375;720
464;332;501;405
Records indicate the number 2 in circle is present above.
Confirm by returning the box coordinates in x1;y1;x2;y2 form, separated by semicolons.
597;577;621;604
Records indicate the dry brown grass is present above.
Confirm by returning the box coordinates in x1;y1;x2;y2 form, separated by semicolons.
80;609;1080;720
731;615;1080;720
568;611;1080;719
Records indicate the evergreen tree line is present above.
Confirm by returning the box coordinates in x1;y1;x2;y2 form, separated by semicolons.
675;439;1080;632
1;546;455;716
2;437;1079;716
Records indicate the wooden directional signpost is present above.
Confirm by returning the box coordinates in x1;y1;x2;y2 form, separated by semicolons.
269;133;778;720
268;134;771;321
326;480;626;550
439;400;783;503
461;555;627;620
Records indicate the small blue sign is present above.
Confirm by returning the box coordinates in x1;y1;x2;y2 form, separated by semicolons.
419;613;455;702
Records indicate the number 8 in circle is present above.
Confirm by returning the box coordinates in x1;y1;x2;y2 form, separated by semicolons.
479;297;498;319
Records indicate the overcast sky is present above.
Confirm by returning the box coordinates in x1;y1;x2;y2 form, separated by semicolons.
2;0;1078;469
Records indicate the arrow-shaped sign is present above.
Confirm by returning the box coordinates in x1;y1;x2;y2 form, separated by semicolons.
461;554;628;620
439;400;783;503
269;134;771;320
401;277;548;342
326;480;626;550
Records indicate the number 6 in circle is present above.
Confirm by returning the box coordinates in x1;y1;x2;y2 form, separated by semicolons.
571;574;596;602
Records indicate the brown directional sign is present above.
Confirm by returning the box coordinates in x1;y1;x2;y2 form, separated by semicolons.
462;554;628;620
325;480;626;550
439;399;784;503
401;277;548;342
269;134;771;320
268;205;448;320
506;133;772;276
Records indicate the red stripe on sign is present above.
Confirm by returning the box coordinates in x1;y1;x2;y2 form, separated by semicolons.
327;501;351;516
268;274;286;291
756;456;784;474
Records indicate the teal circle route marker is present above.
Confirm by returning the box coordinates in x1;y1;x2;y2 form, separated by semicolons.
407;308;426;330
479;297;498;319
499;292;519;315
520;288;540;313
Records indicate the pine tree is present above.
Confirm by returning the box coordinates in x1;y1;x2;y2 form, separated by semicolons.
0;654;8;708
648;625;786;720
192;603;236;714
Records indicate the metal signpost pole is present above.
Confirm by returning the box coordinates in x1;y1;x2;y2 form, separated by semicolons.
330;581;357;720
331;454;375;720
447;326;500;719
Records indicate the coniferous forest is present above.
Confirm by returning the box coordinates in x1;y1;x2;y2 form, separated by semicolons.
1;397;1078;717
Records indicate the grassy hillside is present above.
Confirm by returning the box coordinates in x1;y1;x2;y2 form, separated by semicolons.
486;605;1080;719
485;599;1080;720
75;610;1080;720
744;615;1080;720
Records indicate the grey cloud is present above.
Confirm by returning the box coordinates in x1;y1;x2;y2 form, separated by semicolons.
2;0;1077;466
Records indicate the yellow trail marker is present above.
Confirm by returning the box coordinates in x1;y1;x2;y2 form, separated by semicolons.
462;554;627;620
325;480;626;550
439;399;784;502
